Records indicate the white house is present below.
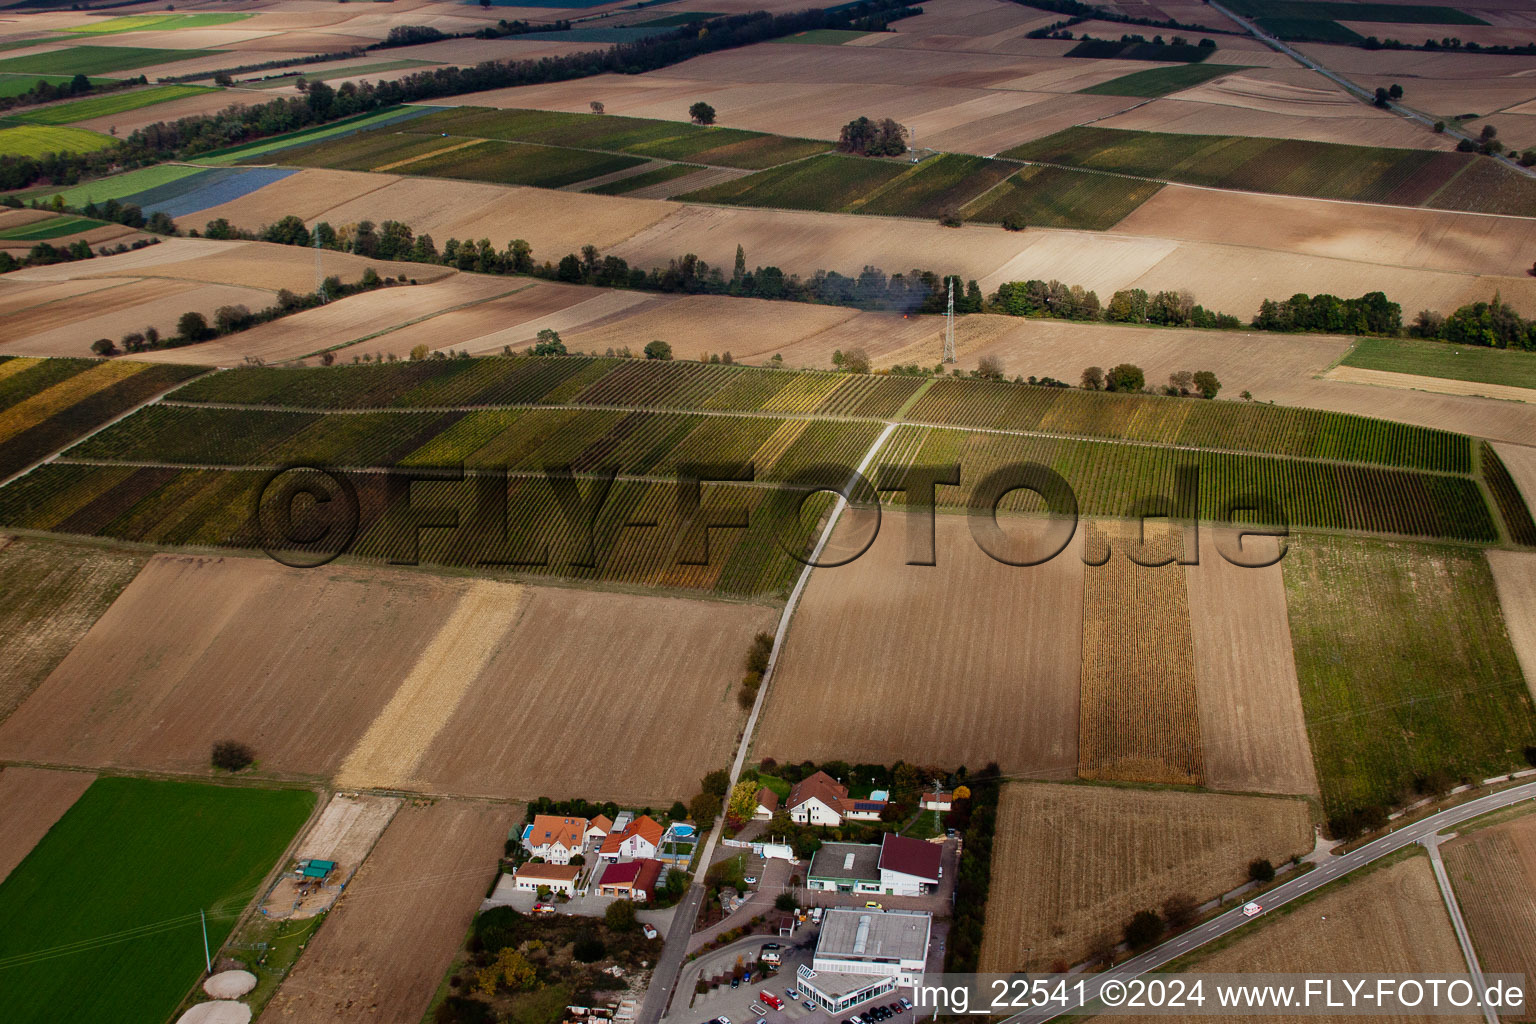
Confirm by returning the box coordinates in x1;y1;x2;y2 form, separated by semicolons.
599;814;664;862
525;815;588;864
585;814;614;845
878;834;942;897
786;772;885;826
754;787;780;820
512;863;580;897
797;909;932;1013
920;791;952;812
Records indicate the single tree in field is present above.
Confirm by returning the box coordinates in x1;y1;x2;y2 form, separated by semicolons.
590;100;605;114
1388;82;1403;100
840;347;871;374
644;339;673;360
211;740;255;772
410;343;429;361
1373;87;1389;109
90;338;118;356
533;328;566;356
689;101;716;125
1162;892;1198;930
975;354;1004;380
1080;365;1106;391
1105;362;1145;393
177;311;212;342
1192;370;1221;399
1087;931;1117;967
1124;909;1164;950
1168;369;1195;395
1248;858;1276;883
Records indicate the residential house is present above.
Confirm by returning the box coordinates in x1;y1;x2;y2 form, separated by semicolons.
512;863;581;897
878;833;942;897
525;815;589;864
597;858;663;900
920;791;952;812
754;788;780;820
586;815;613;845
786;771;886;826
599;814;665;862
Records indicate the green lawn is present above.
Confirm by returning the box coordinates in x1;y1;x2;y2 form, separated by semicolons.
64;13;251;35
768;29;872;44
1080;63;1244;98
0;123;113;157
0;776;314;1024
962;162;1164;229
1284;536;1536;815
680;152;909;211
1341;336;1536;391
0;73;112;98
13;84;217;125
35;162;205;206
0;214;109;240
0;45;220;77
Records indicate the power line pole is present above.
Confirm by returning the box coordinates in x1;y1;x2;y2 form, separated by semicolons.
943;278;956;364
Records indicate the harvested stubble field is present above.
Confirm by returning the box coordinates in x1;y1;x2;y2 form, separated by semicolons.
1283;535;1536;815
266;799;515;1024
754;511;1084;778
979;782;1313;973
1443;810;1536;1008
0;555;491;778
0;776;315;1024
0;536;147;722
1182;854;1475;1024
1186;530;1318;796
1324;365;1536;407
1078;521;1203;786
557;292;861;362
0;766;94;884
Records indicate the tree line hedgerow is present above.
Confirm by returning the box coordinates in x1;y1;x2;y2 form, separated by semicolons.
0;0;919;192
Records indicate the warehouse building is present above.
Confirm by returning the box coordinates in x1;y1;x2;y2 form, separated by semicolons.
796;909;932;1013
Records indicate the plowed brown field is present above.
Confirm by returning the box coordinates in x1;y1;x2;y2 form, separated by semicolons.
979;782;1313;972
1443;810;1536;1019
264;799;515;1024
754;511;1083;778
0;766;95;884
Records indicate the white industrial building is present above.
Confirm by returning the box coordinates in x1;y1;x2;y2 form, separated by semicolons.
796;909;932;1013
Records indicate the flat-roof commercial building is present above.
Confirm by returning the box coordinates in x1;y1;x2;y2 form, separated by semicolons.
796;909;932;1013
807;842;882;893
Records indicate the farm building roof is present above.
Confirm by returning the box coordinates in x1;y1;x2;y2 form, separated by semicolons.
808;842;880;883
879;833;941;882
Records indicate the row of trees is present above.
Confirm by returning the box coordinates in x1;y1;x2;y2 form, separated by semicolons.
1079;364;1222;398
0;73;144;113
837;116;909;157
992;280;1242;329
1251;290;1402;336
0;235;161;275
1411;294;1536;351
0;0;919;192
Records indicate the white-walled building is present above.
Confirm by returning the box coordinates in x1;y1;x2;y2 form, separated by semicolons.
797;909;932;1013
878;833;942;897
511;863;580;897
524;815;588;864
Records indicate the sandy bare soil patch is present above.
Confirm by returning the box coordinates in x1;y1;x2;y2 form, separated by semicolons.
412;588;776;805
260;792;401;920
1187;530;1318;796
440;288;661;358
1;278;272;358
1443;809;1536;1010
0;767;95;884
1489;551;1536;702
562;293;859;362
337;582;526;790
755;512;1084;778
0;536;149;723
264;799;515;1024
0;554;480;778
181;168;400;231
132;273;520;366
773;309;947;370
1080;521;1203;786
1325;365;1535;404
357;280;600;358
1113;184;1536;278
979;782;1314;972
1186;855;1476;1024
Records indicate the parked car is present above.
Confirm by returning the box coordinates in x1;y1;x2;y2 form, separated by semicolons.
802;1001;815;1011
745;875;758;885
532;902;555;914
898;999;912;1011
761;992;785;1011
890;1002;905;1014
785;989;799;1001
715;1017;733;1024
864;901;883;910
642;924;658;939
731;977;741;989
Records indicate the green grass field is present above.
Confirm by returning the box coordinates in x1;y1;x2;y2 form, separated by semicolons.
278;128;471;171
1341;336;1536;390
1255;17;1364;43
0;45;219;77
1080;63;1244;98
64;12;251;35
0;122;113;156
584;161;697;195
0;214;109;240
0;73;112;98
1284;536;1536;815
855;152;1017;218
680;152;909;211
962;163;1164;229
13;84;217;125
768;28;872;44
0;776;314;1024
402;138;648;188
36;163;204;206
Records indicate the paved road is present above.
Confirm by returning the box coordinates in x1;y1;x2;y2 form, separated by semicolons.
1000;780;1536;1023
1421;834;1497;1024
642;881;707;1024
1209;0;1536;180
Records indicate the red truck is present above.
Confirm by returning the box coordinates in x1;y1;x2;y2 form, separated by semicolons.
760;992;784;1011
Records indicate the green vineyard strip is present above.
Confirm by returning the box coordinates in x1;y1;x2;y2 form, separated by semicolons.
1481;442;1536;547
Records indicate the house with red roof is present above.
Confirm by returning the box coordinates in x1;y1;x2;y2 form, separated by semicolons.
786;771;885;826
524;815;588;864
597;858;664;900
598;814;665;862
878;833;942;896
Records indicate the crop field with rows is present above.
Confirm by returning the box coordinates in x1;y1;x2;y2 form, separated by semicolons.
1079;64;1243;98
396;139;648;190
1426;158;1536;218
879;425;1500;543
855;153;1018;219
11;85;214;126
681;153;910;212
1003;127;1493;211
405;107;829;170
0;462;822;598
1483;443;1536;547
1283;536;1536;814
905;377;1471;472
962;163;1164;229
0;357;205;481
